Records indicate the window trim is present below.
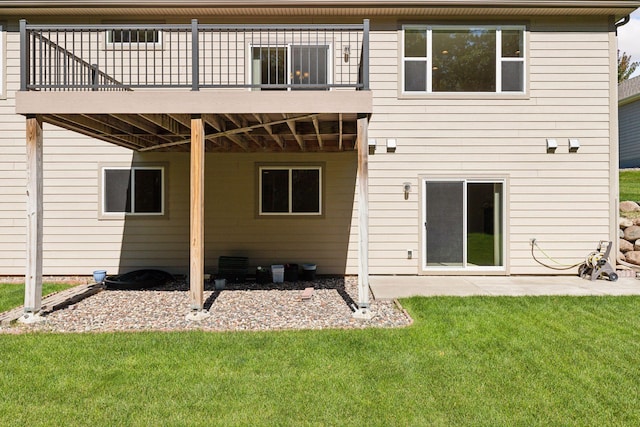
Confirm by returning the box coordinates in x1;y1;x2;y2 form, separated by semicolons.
401;24;526;96
99;164;167;218
257;164;324;216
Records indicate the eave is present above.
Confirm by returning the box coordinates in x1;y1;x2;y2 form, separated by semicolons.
0;1;638;20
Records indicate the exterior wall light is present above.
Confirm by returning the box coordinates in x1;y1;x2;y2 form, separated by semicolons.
546;138;557;153
386;138;397;153
403;182;411;200
368;138;377;155
569;138;580;152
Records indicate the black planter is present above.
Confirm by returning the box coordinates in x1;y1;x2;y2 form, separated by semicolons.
284;264;299;282
256;268;271;284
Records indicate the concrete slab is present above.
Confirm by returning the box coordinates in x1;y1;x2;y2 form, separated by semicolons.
369;275;640;300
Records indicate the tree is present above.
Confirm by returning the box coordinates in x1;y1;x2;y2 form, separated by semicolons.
618;50;639;83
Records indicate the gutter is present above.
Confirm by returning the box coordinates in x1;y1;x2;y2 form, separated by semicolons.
615;14;631;35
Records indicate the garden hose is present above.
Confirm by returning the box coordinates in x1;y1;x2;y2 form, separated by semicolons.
531;240;584;271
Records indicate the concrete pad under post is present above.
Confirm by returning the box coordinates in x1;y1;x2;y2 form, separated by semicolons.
18;312;46;324
185;310;211;321
352;306;374;320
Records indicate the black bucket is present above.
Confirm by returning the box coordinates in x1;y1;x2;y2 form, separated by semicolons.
302;264;317;281
284;264;299;282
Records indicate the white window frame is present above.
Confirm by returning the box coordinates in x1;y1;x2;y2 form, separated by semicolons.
249;43;332;90
402;24;526;95
101;166;165;216
258;165;323;216
103;23;164;50
422;178;506;272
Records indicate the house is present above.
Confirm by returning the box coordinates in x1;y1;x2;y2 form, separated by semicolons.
0;0;638;320
619;74;640;168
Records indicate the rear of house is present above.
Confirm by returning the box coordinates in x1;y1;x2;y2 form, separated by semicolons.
1;1;637;302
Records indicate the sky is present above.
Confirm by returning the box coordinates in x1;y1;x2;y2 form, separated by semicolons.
618;9;640;79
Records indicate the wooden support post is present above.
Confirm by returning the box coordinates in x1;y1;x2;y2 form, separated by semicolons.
189;116;205;312
355;115;371;318
25;116;43;314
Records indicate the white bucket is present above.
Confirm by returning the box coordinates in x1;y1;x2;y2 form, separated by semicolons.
271;265;285;283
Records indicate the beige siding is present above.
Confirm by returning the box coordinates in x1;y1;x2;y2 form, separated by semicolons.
365;16;614;275
0;14;618;277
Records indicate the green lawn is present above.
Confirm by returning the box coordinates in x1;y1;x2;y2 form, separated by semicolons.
0;283;74;313
620;170;640;202
1;296;639;426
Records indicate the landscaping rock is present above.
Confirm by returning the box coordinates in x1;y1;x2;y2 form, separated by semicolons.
620;238;634;252
620;201;640;212
620;217;634;228
624;251;640;266
2;277;412;334
620;229;625;238
624;225;640;241
618;251;627;263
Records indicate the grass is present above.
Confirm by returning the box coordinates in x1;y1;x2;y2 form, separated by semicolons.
0;283;74;313
1;296;639;426
620;170;640;203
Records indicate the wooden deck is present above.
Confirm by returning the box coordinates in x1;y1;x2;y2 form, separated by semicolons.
0;283;104;326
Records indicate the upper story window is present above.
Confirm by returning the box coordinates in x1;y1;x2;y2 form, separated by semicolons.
102;166;165;216
403;25;525;94
108;29;161;44
259;166;322;215
103;21;163;49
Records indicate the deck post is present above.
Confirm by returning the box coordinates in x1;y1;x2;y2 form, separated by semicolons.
22;115;44;323
191;19;199;91
354;115;373;320
187;115;209;320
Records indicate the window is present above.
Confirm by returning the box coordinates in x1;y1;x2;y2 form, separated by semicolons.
251;45;330;90
103;21;163;49
259;166;322;215
102;166;164;215
108;29;160;44
403;25;525;94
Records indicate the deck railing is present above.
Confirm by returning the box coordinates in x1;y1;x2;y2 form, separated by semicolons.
20;19;369;92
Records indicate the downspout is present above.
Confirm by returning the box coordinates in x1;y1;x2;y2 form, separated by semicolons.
615;15;630;35
612;15;629;269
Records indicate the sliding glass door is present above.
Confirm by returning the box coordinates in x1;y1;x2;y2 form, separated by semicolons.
424;179;504;270
251;44;330;90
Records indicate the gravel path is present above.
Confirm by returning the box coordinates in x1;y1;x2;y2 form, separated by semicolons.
2;277;412;334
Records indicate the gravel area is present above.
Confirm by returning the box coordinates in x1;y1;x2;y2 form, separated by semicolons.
2;277;412;334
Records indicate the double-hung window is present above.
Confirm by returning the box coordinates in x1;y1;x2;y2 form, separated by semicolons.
102;166;165;216
403;25;525;94
259;166;322;215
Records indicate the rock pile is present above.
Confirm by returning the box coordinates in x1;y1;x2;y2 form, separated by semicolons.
619;200;640;265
